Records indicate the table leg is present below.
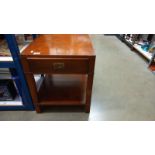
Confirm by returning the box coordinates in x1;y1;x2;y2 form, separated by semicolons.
24;73;41;113
85;74;94;113
85;57;95;113
36;106;41;113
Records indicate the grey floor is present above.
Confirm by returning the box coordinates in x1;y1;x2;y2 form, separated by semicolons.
1;34;155;121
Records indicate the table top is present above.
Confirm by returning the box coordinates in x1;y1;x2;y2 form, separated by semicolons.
21;34;95;57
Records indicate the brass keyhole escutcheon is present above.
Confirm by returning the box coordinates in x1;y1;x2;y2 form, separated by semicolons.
53;63;65;70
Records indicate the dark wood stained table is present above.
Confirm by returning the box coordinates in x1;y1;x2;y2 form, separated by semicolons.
21;34;95;113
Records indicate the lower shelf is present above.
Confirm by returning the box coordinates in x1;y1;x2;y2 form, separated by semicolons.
0;95;22;106
133;44;152;60
37;74;87;106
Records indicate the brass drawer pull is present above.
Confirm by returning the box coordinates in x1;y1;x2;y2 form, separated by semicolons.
53;63;65;70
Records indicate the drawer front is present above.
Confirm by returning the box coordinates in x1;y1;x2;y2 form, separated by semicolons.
27;58;89;74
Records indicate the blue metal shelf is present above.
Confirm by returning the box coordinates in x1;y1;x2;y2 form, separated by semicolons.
0;34;34;110
0;61;15;68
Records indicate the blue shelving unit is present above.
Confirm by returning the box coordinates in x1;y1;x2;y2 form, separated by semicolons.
0;34;34;110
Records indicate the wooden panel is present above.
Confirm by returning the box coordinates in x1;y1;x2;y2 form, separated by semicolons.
27;58;89;74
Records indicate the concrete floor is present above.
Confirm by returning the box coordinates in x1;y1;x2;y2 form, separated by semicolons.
1;34;155;121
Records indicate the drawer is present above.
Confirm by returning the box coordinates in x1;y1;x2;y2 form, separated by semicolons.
27;58;89;74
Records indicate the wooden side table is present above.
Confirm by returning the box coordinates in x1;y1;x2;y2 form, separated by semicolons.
21;34;95;113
